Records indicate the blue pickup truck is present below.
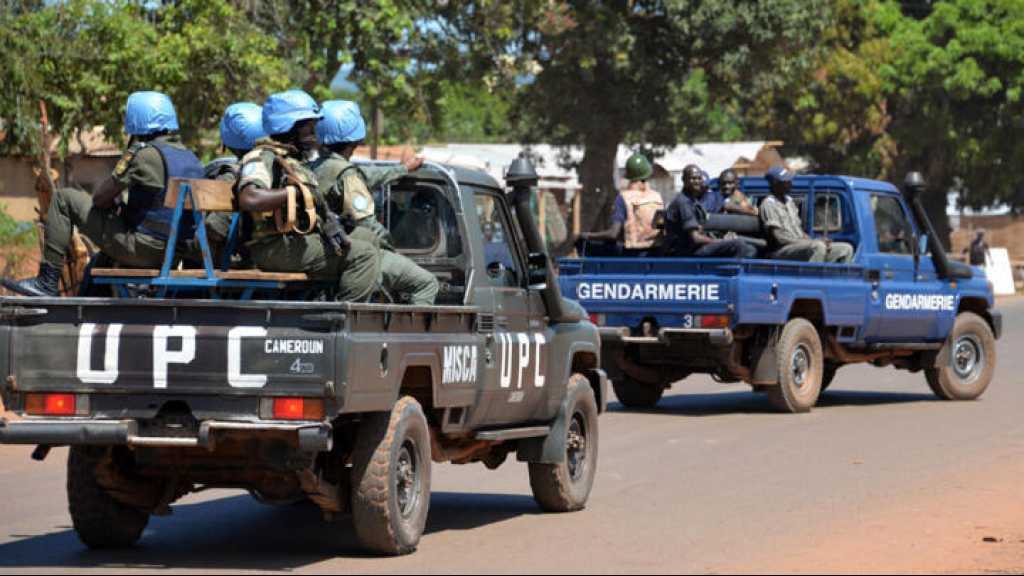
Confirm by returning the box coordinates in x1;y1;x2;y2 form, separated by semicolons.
558;172;1001;413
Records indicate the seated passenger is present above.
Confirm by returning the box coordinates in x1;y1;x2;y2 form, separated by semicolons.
237;90;383;303
3;91;204;296
311;100;437;305
760;167;854;263
203;102;266;254
581;153;663;256
663;165;757;259
719;169;758;216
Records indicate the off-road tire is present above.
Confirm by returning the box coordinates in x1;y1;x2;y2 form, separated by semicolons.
925;312;995;401
767;318;824;413
350;396;432;555
611;375;664;409
529;374;599;512
67;447;149;549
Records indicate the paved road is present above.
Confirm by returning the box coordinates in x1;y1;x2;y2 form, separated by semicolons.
1;299;1023;573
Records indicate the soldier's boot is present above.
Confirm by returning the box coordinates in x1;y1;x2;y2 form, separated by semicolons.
2;261;62;297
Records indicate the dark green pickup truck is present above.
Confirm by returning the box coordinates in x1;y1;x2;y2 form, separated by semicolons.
0;161;606;555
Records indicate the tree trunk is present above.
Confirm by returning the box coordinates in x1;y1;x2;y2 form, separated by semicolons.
577;135;621;232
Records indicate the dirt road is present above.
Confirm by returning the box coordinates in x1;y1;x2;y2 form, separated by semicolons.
0;299;1021;574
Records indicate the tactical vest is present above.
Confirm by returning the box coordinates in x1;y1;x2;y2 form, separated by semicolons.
127;143;204;241
621;186;664;250
244;144;320;241
311;154;375;221
204;156;240;181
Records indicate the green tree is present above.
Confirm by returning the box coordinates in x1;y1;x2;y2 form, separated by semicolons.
0;0;287;158
757;0;1024;245
435;1;830;229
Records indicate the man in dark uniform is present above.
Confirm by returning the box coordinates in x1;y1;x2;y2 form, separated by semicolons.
3;91;204;296
664;165;757;258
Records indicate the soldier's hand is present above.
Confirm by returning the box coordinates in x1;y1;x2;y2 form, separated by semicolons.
400;147;424;172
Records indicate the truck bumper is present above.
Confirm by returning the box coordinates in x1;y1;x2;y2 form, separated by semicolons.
0;418;332;453
599;326;734;347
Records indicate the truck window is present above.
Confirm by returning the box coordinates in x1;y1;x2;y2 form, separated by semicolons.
387;184;463;257
871;194;914;255
813;192;843;233
474;193;523;288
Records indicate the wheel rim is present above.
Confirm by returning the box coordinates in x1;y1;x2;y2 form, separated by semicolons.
566;412;587;482
790;344;812;391
952;334;984;383
395;440;420;518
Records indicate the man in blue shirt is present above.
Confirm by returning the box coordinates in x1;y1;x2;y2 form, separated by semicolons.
664;165;757;258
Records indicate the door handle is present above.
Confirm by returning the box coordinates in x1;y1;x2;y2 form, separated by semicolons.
884;271;895;280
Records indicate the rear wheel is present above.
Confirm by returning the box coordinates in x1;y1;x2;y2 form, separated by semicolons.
529;374;599;512
767;318;824;413
925;312;995;401
611;375;665;409
350;396;432;556
67;447;149;549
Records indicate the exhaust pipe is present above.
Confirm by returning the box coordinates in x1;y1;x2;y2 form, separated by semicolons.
902;172;972;280
505;158;575;323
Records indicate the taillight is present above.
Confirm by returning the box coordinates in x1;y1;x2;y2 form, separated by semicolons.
25;393;77;416
700;315;731;329
589;313;605;326
272;398;325;421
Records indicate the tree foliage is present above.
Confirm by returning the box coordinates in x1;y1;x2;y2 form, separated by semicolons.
757;0;1024;244
0;0;286;157
434;0;830;228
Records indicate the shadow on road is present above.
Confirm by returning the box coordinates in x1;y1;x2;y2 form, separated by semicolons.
0;491;540;570
609;388;938;417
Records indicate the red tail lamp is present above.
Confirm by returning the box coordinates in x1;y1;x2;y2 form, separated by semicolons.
272;397;325;421
25;393;76;416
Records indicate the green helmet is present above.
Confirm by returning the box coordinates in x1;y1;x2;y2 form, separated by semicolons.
625;153;653;181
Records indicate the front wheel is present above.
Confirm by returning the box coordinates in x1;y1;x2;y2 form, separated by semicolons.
767;318;824;413
350;396;432;555
925;312;996;401
529;374;599;512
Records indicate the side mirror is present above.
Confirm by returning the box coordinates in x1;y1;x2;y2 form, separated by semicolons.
527;252;548;288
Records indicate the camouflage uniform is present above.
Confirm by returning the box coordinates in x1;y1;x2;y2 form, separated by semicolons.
310;152;438;305
238;140;381;302
42;135;188;269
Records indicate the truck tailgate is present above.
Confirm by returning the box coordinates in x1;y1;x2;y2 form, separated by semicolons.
0;297;338;397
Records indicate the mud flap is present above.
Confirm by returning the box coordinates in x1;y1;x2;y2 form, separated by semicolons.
749;328;781;385
516;372;600;464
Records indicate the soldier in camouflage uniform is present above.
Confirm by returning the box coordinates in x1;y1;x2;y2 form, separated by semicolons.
310;100;438;305
237;90;382;302
2;91;204;297
202;102;266;261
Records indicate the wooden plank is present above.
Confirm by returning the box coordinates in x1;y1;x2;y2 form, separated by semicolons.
216;270;309;281
91;268;308;281
91;268;160;278
165;178;235;211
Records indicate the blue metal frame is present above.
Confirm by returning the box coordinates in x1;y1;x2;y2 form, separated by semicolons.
90;182;295;299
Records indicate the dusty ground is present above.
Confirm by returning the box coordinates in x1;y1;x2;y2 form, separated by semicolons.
0;300;1021;574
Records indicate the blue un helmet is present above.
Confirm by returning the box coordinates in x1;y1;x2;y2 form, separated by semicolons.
124;91;179;136
262;89;322;137
316;100;367;146
219;102;265;152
